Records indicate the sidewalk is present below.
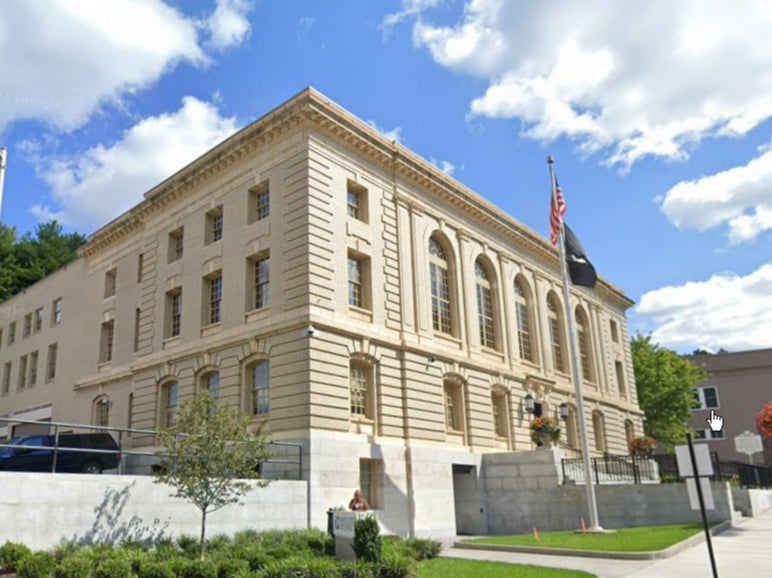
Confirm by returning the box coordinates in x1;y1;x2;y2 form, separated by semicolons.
441;509;772;577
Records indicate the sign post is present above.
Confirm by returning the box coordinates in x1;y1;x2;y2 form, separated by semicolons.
676;434;719;578
734;431;763;466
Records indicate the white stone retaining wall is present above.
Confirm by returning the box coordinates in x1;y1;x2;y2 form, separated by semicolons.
0;473;307;551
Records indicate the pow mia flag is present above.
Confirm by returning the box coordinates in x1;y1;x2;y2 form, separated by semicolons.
564;224;597;289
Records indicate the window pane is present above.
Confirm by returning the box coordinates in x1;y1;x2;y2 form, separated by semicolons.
703;387;719;409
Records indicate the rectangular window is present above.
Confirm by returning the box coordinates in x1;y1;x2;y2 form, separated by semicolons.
249;181;270;223
206;206;224;244
1;362;11;395
203;373;220;400
28;351;38;386
134;308;141;352
137;253;144;283
95;399;110;427
694;428;725;441
696;386;719;410
23;313;32;338
34;308;43;333
359;458;379;509
207;273;223;325
610;320;619;342
166;289;182;338
430;263;452;334
104;268;117;298
17;355;27;389
8;321;15;345
444;384;463;431
347;181;368;222
252;256;270;310
100;320;115;363
163;382;179;428
492;394;507;438
52;298;62;325
347;255;370;309
168;228;184;262
47;343;58;381
251;361;270;415
615;361;626;397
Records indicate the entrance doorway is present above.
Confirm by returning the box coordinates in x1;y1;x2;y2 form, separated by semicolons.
451;464;483;535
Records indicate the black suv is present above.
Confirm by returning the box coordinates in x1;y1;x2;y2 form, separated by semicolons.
0;433;121;474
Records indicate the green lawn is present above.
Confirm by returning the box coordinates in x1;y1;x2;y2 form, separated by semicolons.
463;523;708;552
418;558;595;577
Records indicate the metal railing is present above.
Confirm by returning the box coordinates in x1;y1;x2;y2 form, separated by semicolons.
0;416;303;480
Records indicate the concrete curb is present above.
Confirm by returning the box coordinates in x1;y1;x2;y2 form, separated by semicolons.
452;520;733;560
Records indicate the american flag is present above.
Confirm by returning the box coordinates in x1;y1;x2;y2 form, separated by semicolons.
550;178;566;246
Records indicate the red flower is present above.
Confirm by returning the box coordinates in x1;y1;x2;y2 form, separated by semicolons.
758;402;772;437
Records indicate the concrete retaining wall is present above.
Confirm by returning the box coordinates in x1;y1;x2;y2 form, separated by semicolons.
0;473;308;550
486;482;734;534
731;487;772;517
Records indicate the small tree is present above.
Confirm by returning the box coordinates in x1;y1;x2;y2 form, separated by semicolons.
153;390;273;559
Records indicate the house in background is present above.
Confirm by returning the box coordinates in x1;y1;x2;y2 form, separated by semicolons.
687;348;772;467
0;88;644;536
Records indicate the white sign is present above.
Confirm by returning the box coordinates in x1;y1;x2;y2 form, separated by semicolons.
734;431;763;456
675;443;714;477
675;443;715;511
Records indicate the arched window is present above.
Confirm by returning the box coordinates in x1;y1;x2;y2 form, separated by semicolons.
475;259;496;349
514;277;534;362
576;307;594;382
93;397;111;427
429;237;453;335
350;360;374;419
592;410;606;453
443;379;464;432
201;371;220;400
624;419;634;447
161;381;179;428
565;404;579;448
491;391;509;438
247;361;270;416
547;293;566;372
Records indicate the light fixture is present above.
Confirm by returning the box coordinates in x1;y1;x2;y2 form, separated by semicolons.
428;356;436;363
559;402;569;421
524;393;535;414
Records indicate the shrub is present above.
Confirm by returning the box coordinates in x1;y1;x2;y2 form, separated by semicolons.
379;549;416;578
55;556;93;578
205;534;231;554
216;558;250;578
337;559;378;578
261;555;338;578
138;561;175;578
176;535;200;558
165;558;189;577
401;538;441;561
93;558;132;578
179;559;218;578
0;541;33;572
353;516;381;564
17;551;57;578
53;541;81;564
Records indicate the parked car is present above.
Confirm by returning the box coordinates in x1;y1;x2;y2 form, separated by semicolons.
0;433;121;474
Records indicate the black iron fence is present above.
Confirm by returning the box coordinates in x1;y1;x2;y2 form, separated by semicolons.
562;451;772;489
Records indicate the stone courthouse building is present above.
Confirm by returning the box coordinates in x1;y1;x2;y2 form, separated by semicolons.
0;88;643;536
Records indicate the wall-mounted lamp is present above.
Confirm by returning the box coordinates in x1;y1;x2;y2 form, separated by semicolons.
428;356;436;363
559;402;569;421
524;393;535;414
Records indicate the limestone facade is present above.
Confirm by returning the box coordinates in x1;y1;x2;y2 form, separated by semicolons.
0;88;644;534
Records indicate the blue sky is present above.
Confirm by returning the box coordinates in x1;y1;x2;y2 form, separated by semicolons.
1;0;771;353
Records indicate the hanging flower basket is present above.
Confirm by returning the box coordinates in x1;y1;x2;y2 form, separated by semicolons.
758;402;772;437
530;417;561;446
628;436;656;456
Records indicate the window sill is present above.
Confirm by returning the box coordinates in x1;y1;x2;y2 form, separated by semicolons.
349;306;372;322
97;361;112;373
351;415;374;424
200;323;222;338
163;336;181;349
246;307;270;324
433;332;462;347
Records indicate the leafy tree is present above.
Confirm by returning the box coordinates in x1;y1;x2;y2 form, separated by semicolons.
0;220;86;301
153;391;273;560
631;332;708;452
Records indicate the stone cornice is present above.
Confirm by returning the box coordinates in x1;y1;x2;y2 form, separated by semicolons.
77;87;633;309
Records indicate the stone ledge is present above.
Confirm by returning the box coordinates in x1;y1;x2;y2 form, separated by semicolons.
452;520;732;560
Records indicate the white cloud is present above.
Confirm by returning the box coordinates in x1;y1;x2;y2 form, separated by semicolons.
635;264;772;352
382;0;443;29
430;157;456;175
366;120;403;143
206;0;252;51
29;97;238;231
0;0;252;133
408;0;772;169
659;141;772;244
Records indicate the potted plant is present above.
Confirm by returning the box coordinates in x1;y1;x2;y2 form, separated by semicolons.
530;416;561;447
628;435;656;456
757;402;772;437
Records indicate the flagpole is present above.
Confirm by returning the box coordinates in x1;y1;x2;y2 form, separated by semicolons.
0;147;7;222
547;156;603;532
